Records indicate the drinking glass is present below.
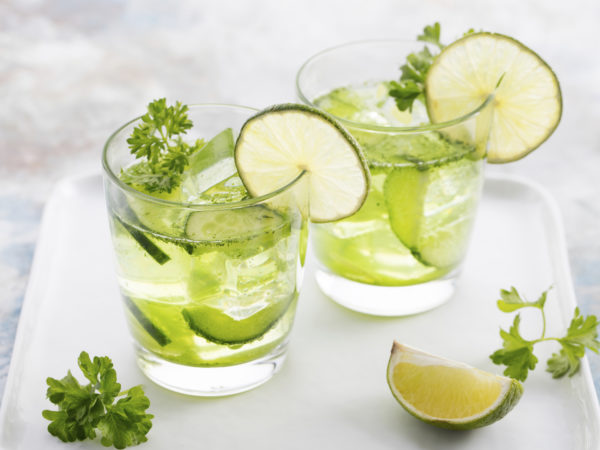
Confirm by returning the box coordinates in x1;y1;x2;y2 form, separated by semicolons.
297;40;493;316
103;104;308;396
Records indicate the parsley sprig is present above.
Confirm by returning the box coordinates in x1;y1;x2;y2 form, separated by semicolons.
388;23;478;112
121;98;204;194
42;352;153;449
388;23;444;112
490;287;600;381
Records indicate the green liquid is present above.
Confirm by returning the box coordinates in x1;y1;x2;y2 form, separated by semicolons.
110;130;303;367
312;83;484;286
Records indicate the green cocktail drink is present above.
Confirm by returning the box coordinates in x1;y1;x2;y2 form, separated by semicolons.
297;41;494;316
312;83;484;285
103;104;308;396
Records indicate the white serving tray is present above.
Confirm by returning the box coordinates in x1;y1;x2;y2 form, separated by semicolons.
0;173;598;449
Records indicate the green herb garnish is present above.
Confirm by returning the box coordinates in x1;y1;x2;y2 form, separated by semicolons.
388;23;479;112
388;22;444;112
490;287;600;381
42;352;153;449
121;98;205;194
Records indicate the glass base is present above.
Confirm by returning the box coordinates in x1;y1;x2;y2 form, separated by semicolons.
315;269;458;316
134;343;287;397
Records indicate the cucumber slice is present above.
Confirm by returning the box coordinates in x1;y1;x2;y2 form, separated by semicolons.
181;295;294;345
113;193;195;257
184;205;290;257
384;167;430;266
384;158;481;268
122;295;171;346
114;215;171;265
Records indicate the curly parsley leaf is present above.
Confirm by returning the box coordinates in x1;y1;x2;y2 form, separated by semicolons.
490;315;538;381
388;80;422;112
563;308;600;351
120;161;182;194
42;372;102;442
43;352;153;449
417;22;443;49
98;386;153;449
547;309;600;378
496;286;548;312
388;22;445;112
547;345;583;379
490;287;600;382
121;98;205;194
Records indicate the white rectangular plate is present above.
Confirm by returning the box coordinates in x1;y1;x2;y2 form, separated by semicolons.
0;173;598;450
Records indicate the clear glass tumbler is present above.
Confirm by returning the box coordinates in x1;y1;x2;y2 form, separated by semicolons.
297;40;494;316
103;104;308;396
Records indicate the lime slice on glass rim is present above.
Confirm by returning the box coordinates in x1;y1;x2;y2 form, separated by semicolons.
426;32;562;163
234;103;370;223
387;342;523;430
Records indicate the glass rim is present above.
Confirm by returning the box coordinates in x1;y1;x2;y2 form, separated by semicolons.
102;103;306;211
295;38;495;133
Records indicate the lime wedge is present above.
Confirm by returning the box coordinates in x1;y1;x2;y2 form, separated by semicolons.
384;159;481;268
181;297;293;345
234;104;370;222
426;32;562;163
387;342;523;430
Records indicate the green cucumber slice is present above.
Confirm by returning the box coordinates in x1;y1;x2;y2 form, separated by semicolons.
384;159;480;268
122;295;171;346
184;205;290;258
114;216;171;265
181;295;294;345
384;167;432;267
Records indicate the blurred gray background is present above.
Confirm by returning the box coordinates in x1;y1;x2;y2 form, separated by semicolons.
0;0;599;400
